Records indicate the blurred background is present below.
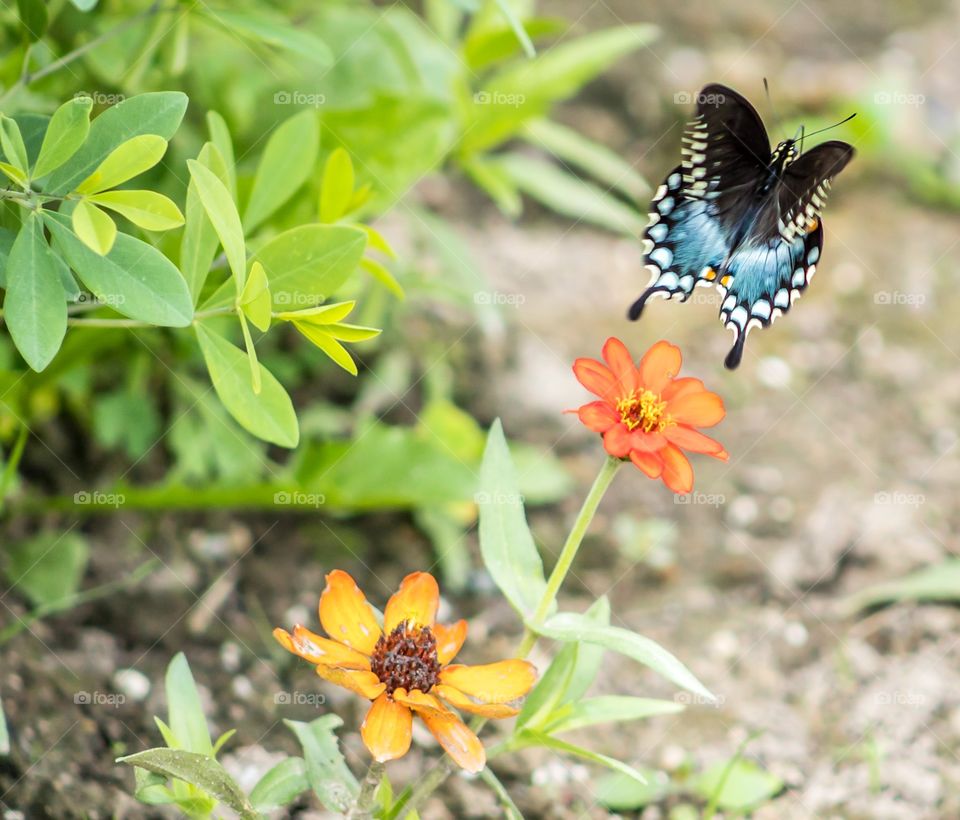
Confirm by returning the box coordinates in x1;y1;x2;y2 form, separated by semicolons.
2;0;960;816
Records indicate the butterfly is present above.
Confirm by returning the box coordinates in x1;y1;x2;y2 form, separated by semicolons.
628;83;854;369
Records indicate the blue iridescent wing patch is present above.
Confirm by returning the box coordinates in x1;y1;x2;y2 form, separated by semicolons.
628;83;854;369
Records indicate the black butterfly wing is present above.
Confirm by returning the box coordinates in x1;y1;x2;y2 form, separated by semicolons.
629;84;771;320
718;141;854;369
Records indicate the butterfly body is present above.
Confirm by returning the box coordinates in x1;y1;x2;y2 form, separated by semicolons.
629;84;854;369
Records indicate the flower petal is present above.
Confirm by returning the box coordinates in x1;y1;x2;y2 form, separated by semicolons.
319;570;382;654
638;341;682;394
662;377;704;402
667;391;725;428
663;425;726;455
394;689;485;773
601;337;639;394
433;684;520;718
572;358;616;399
602;424;632;458
384;572;439;632
627;429;667;453
629;450;663;478
439;659;537;703
273;626;371;670
434;620;467;665
577;401;618;433
661;444;694;494
315;665;385;700
361;693;413;762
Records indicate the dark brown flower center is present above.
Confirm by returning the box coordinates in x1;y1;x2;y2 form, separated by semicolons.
369;622;441;695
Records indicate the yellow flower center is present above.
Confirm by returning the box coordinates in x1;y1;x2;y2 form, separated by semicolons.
616;389;672;433
369;622;440;694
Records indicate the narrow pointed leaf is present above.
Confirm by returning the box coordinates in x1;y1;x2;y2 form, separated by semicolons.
187;159;246;293
72;199;117;254
33;96;93;178
319;148;354;223
75;134;168;194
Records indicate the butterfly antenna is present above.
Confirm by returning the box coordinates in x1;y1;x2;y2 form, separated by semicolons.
763;77;788;141
801;112;857;140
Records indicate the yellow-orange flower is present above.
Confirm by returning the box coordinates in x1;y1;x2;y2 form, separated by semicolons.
572;337;728;494
273;570;537;773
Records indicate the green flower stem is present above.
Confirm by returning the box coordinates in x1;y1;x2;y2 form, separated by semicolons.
349;760;384;819
398;455;623;817
516;454;622;657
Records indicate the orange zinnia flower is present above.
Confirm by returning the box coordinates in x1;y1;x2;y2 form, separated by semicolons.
572;337;728;493
273;570;536;773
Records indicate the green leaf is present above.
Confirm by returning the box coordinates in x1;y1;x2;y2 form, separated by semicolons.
187;159;247;293
0;162;27;187
33;96;93;179
75;134;168;194
204;225;365;311
239;261;271;332
44;92;188;195
495;152;645;234
201;8;333;65
543;696;682;734
360;257;404;299
284;717;358;813
195;323;299;447
274;300;355;324
6;531;89;606
319;147;354;223
478;419;549;619
17;0;48;42
523;118;648;199
72;199;117;255
464;18;565;71
88;190;184;231
180;143;228;303
293;323;359;375
846;559;960;611
0;116;28;174
244;110;320;232
510;731;648;784
539;609;715;701
238;311;261;394
5;213;67;371
165;652;213;756
461;155;522;216
692;759;784;812
492;0;535;58
249;757;309;812
323;322;381;342
596;769;671;811
206;111;236;196
359;224;396;259
44;212;193;327
116;748;256;819
0;695;9;756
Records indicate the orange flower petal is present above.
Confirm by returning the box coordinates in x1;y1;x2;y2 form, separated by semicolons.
638;341;682;394
439;659;537;704
433;684;520;718
384;572;439;632
577;401;618;433
629;450;663;478
394;689;486;773
663;425;726;455
273;626;371;670
315;665;385;700
361;693;413;762
602;424;632;458
601;337;640;394
433;620;467;665
668;390;725;428
627;429;667;453
319;570;382;655
662;377;705;402
572;358;616;399
661;444;694;494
